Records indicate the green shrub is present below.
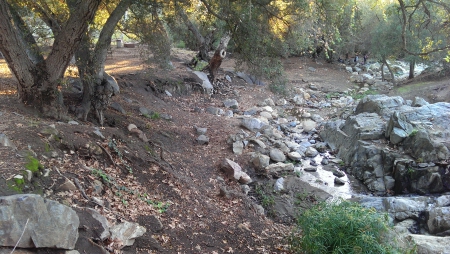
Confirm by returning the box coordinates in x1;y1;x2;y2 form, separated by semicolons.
290;200;403;254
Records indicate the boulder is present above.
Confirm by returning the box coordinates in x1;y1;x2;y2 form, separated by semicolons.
427;207;450;235
266;162;294;174
0;194;79;249
252;154;270;171
269;148;286;162
110;221;146;248
241;118;266;131
223;99;238;109
408;235;450;254
221;159;243;181
192;71;213;95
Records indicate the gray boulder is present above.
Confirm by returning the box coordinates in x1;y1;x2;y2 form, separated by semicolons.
408;235;450;254
252;154;270;171
427;207;450;235
269;148;286;162
0;194;79;249
192;71;213;95
241;118;266;131
110;221;146;247
223;99;239;109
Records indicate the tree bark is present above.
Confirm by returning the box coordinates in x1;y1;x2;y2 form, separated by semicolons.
209;32;231;82
408;59;415;79
75;0;132;125
381;58;396;85
0;0;100;119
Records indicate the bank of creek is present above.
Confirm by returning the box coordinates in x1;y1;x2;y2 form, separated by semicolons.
1;51;450;253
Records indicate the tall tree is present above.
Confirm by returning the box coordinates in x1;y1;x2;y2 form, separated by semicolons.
0;0;100;119
74;0;133;125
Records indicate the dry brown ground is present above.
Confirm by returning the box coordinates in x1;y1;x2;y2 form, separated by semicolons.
0;46;449;254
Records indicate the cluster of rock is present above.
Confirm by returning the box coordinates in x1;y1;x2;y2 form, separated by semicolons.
321;95;450;195
346;60;428;91
354;195;450;252
0;194;146;253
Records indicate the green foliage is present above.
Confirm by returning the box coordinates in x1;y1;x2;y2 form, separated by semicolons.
193;60;208;71
349;89;377;100
25;156;43;173
174;40;186;48
143;112;160;120
91;168;113;184
409;129;418;137
255;184;276;213
290;200;404;254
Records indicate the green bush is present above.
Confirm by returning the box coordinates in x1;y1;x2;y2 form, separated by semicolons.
290;200;403;254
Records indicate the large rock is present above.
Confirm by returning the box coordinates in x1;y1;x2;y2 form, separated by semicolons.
192;71;213;95
241;118;266;131
355;95;406;120
110;221;146;248
269;148;286;162
220;159;252;183
408;235;450;254
427;207;450;235
252;154;270;171
320;95;450;195
0;194;79;249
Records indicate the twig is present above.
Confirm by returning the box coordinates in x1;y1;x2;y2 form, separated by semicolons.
96;142;116;167
148;141;176;170
74;178;90;201
10;218;29;254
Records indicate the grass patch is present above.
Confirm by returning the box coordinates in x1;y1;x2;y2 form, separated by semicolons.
25;155;43;173
290;199;410;254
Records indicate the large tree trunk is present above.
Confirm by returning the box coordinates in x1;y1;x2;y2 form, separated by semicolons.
75;0;132;126
0;0;100;119
209;32;231;82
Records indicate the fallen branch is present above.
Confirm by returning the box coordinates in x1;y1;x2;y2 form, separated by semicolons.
96;142;117;167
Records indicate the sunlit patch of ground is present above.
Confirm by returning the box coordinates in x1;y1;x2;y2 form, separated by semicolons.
0;59;17;96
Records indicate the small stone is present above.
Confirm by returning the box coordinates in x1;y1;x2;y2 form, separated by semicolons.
264;98;275;106
110;102;126;114
304;166;317;172
334;177;346;185
321;158;329;165
93;128;105;139
239;172;252;184
274;177;284;191
223;99;239;109
160;113;172;120
287;152;302;161
139;107;150;115
127;124;138;131
68;120;79;125
197;135;209;145
206;107;221;115
305;147;319;157
241;184;250;195
57;179;77;192
233;141;244;155
269;148;286;162
194;126;207;135
165;90;172;97
332;168;346;177
24;170;32;181
252;154;270;171
225;75;232;82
